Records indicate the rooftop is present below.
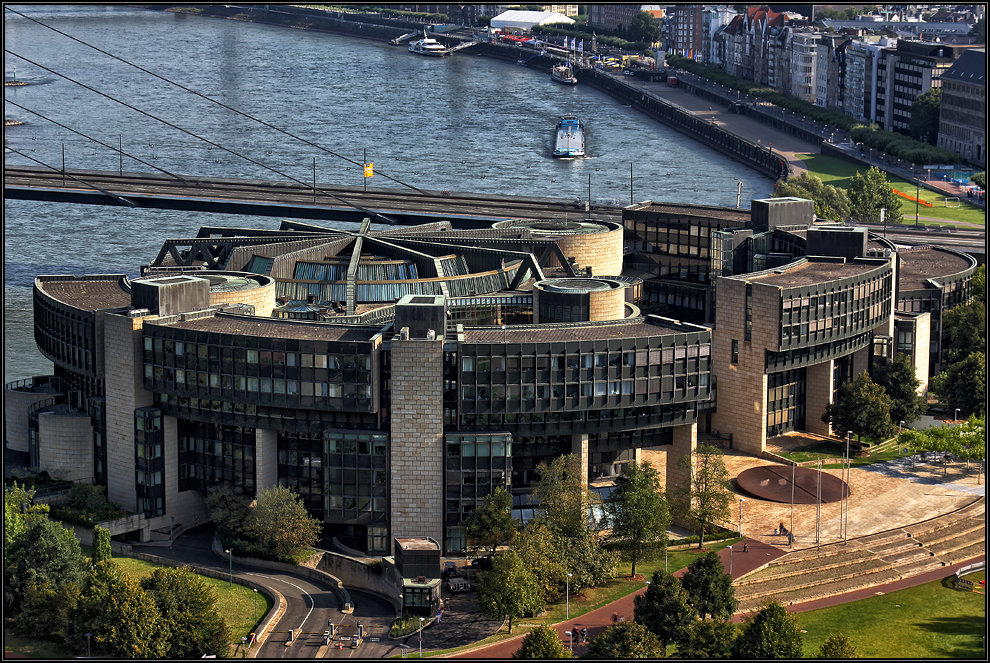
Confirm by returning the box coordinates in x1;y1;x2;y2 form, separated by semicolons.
897;247;975;291
35;275;132;312
160;314;381;342
462;319;685;344
746;260;879;288
634;202;751;222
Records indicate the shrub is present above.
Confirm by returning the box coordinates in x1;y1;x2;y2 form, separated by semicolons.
49;483;125;528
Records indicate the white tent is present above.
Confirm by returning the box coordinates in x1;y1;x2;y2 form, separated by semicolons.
490;10;575;33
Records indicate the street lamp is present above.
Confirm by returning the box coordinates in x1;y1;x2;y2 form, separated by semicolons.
253;588;258;627
844;432;853;543
419;617;424;658
85;632;92;658
240;636;247;658
955;408;961;423
566;573;573;618
226;549;232;586
738;498;745;538
727;545;733;578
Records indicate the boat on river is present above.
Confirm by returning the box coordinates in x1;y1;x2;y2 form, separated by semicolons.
408;32;450;56
552;113;585;158
550;63;578;84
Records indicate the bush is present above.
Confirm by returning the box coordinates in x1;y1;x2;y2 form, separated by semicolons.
49;483;125;528
389;612;423;638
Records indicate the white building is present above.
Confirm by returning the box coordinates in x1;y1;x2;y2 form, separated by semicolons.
490;10;574;33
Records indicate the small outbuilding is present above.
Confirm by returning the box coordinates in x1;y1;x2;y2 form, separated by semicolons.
490;10;575;33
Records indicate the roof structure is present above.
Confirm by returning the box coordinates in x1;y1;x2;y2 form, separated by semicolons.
490;10;574;32
940;47;985;86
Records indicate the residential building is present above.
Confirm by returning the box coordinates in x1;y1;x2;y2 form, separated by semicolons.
815;35;851;110
662;4;704;59
844;38;890;123
790;32;819;103
701;6;736;66
936;47;986;168
587;4;647;33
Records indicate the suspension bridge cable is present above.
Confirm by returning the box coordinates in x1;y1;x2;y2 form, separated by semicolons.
5;49;398;225
4;6;431;196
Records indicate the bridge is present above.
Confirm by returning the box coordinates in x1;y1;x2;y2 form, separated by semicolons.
3;165;616;229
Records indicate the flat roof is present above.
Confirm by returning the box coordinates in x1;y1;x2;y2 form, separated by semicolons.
35;275;132;312
463;319;686;343
396;538;440;551
633;202;750;222
162;315;380;342
746;260;878;288
898;247;974;291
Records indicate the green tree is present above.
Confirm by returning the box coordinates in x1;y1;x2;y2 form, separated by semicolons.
822;371;896;443
461;486;517;556
512;623;572;658
929;353;986;418
4;481;49;551
141;566;231;658
205;483;252;545
941;300;986;365
674;617;737;658
672;444;732;549
92;525;113;564
12;580;80;639
4;517;88;613
68;560;169;658
817;631;859;658
606;461;670;578
586;620;665;658
908;88;941;145
532;454;600;538
971;264;985;304
732;599;803;658
628;11;661;44
848;167;903;224
680;551;738;620
633;569;697;656
873;353;927;425
476;551;544;633
772;172;850;221
566;530;619;591
244;485;322;558
512;522;569;604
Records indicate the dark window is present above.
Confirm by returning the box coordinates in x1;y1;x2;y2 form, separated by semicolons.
731;340;739;364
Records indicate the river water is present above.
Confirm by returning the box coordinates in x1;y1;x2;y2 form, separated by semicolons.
4;5;773;383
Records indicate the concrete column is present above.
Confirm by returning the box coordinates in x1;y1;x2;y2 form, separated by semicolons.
805;360;834;436
389;336;445;553
666;422;697;495
255;428;279;494
571;432;589;486
912;312;931;394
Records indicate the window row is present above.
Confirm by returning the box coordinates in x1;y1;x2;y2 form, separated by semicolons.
146;365;372;398
147;338;372;370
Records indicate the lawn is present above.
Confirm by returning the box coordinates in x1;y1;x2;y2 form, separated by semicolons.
775;439;911;469
795;571;986;658
796;153;986;227
3;547;273;658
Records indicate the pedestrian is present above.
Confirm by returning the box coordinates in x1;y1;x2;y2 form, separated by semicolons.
572;626;580;644
774;527;778;535
611;612;618;625
743;542;748;553
581;628;587;644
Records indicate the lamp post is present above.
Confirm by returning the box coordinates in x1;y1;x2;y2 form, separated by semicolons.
419;617;424;658
85;632;92;658
566;573;573;618
226;549;232;586
845;431;852;542
738;498;745;538
789;462;795;548
955;408;961;423
727;545;733;578
253;588;258;627
240;636;247;658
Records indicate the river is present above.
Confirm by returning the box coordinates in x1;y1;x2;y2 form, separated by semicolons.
4;5;773;383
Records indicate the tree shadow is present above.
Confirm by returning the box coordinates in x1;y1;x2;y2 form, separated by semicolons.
911;615;985;658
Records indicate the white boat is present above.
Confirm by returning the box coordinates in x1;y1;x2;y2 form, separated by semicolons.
552;113;585;158
551;63;578;84
408;33;450;57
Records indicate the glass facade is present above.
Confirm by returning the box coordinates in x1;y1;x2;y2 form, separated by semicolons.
135;407;165;517
177;420;256;496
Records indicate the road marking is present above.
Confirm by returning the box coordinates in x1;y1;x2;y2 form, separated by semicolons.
246;573;315;632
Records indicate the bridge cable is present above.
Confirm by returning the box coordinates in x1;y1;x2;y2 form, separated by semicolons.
5;147;138;208
5;50;399;226
4;6;432;196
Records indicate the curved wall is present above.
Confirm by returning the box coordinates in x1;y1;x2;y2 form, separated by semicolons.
37;410;94;481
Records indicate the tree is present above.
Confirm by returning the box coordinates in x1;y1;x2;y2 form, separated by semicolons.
566;530;619;591
92;525;113;564
672;444;732;549
586;620;665;658
141;566;231;658
512;522;569;604
772;172;850;221
633;569;697;656
606;461;670;578
629;11;661;44
848;167;903;225
908;88;941;145
4;516;88;613
732;599;803;659
476;551;544;633
461;486;517;556
930;352;986;418
873;353;927;425
205;483;252;545
822;371;896;443
513;624;572;659
674;617;737;658
243;485;322;558
680;551;737;620
972;264;985;305
12;580;80;639
68;560;169;658
532;454;600;539
817;631;858;658
4;481;49;551
941;300;986;365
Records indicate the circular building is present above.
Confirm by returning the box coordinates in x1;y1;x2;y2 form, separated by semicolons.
533;277;628;323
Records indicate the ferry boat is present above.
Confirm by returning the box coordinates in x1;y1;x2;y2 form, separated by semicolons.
408;33;450;57
550;63;578;84
552;113;585;158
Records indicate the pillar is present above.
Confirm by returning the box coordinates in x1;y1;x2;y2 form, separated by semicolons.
805;360;834;436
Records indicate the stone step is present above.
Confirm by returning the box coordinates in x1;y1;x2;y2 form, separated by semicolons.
925;528;986;556
869;538;923;556
737;548;876;585
880;548;936;566
736;567;902;613
912;519;985;547
858;530;911;548
904;501;985;537
735;558;893;602
936;540;986;566
894;557;947;578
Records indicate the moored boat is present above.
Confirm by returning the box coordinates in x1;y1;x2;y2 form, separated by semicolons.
408;32;450;56
550;63;578;84
552;113;585;158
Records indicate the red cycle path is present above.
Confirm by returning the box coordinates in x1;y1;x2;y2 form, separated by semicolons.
454;540;984;659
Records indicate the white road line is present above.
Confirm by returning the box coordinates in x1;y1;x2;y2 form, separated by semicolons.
247;573;315;632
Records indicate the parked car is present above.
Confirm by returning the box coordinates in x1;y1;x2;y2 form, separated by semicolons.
470;555;495;571
441;561;458;580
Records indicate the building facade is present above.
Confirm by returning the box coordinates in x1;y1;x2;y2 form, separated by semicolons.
936;47;986;168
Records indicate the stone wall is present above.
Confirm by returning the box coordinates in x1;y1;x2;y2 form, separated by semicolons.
556;224;624;277
37;411;93;481
4;385;58;452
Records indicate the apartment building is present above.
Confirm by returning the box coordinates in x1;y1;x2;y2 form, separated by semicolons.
936;47;986;168
662;4;704;58
815;35;851;110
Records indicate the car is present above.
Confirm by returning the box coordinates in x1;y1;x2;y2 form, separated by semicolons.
441;561;458;580
447;577;473;593
470;555;495;571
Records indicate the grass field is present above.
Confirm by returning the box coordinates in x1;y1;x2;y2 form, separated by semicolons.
796;571;986;658
796;154;986;227
4;547;273;659
774;439;911;469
